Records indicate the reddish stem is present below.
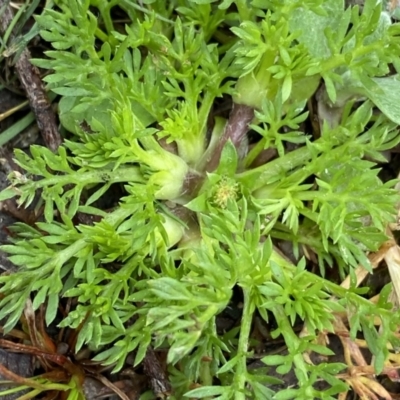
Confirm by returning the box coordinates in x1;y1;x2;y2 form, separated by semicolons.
206;103;254;172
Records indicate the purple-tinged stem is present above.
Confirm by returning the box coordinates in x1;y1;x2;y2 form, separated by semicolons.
206;103;254;172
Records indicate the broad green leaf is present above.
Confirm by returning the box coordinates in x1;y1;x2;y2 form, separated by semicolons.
289;0;345;59
362;76;400;124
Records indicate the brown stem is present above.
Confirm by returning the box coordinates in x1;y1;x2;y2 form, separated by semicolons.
0;1;62;152
206;103;254;172
143;347;172;398
181;103;254;197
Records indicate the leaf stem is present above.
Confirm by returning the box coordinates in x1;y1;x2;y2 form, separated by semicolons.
236;145;314;191
235;0;251;22
233;287;254;400
271;304;311;396
18;166;143;190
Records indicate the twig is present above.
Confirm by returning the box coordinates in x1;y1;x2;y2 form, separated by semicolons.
143;348;171;399
0;0;62;151
92;373;131;400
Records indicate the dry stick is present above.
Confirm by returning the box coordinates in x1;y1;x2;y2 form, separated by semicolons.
0;0;62;151
92;373;130;400
143;348;171;399
0;362;48;391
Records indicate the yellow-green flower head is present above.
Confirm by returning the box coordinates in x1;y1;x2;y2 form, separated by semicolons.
213;177;239;209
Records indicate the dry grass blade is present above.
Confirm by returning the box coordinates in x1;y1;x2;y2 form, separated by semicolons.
0;99;28;121
384;234;400;307
92;373;131;400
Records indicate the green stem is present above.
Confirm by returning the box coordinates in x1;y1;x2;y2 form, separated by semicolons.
97;3;115;36
198;91;216;136
25;166;143;191
271;304;310;389
200;360;213;387
236;0;251;21
0;112;36;147
244;138;267;168
233;287;254;400
95;27;112;46
120;0;175;25
293;42;384;79
236;145;314;191
103;204;138;226
54;238;88;268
